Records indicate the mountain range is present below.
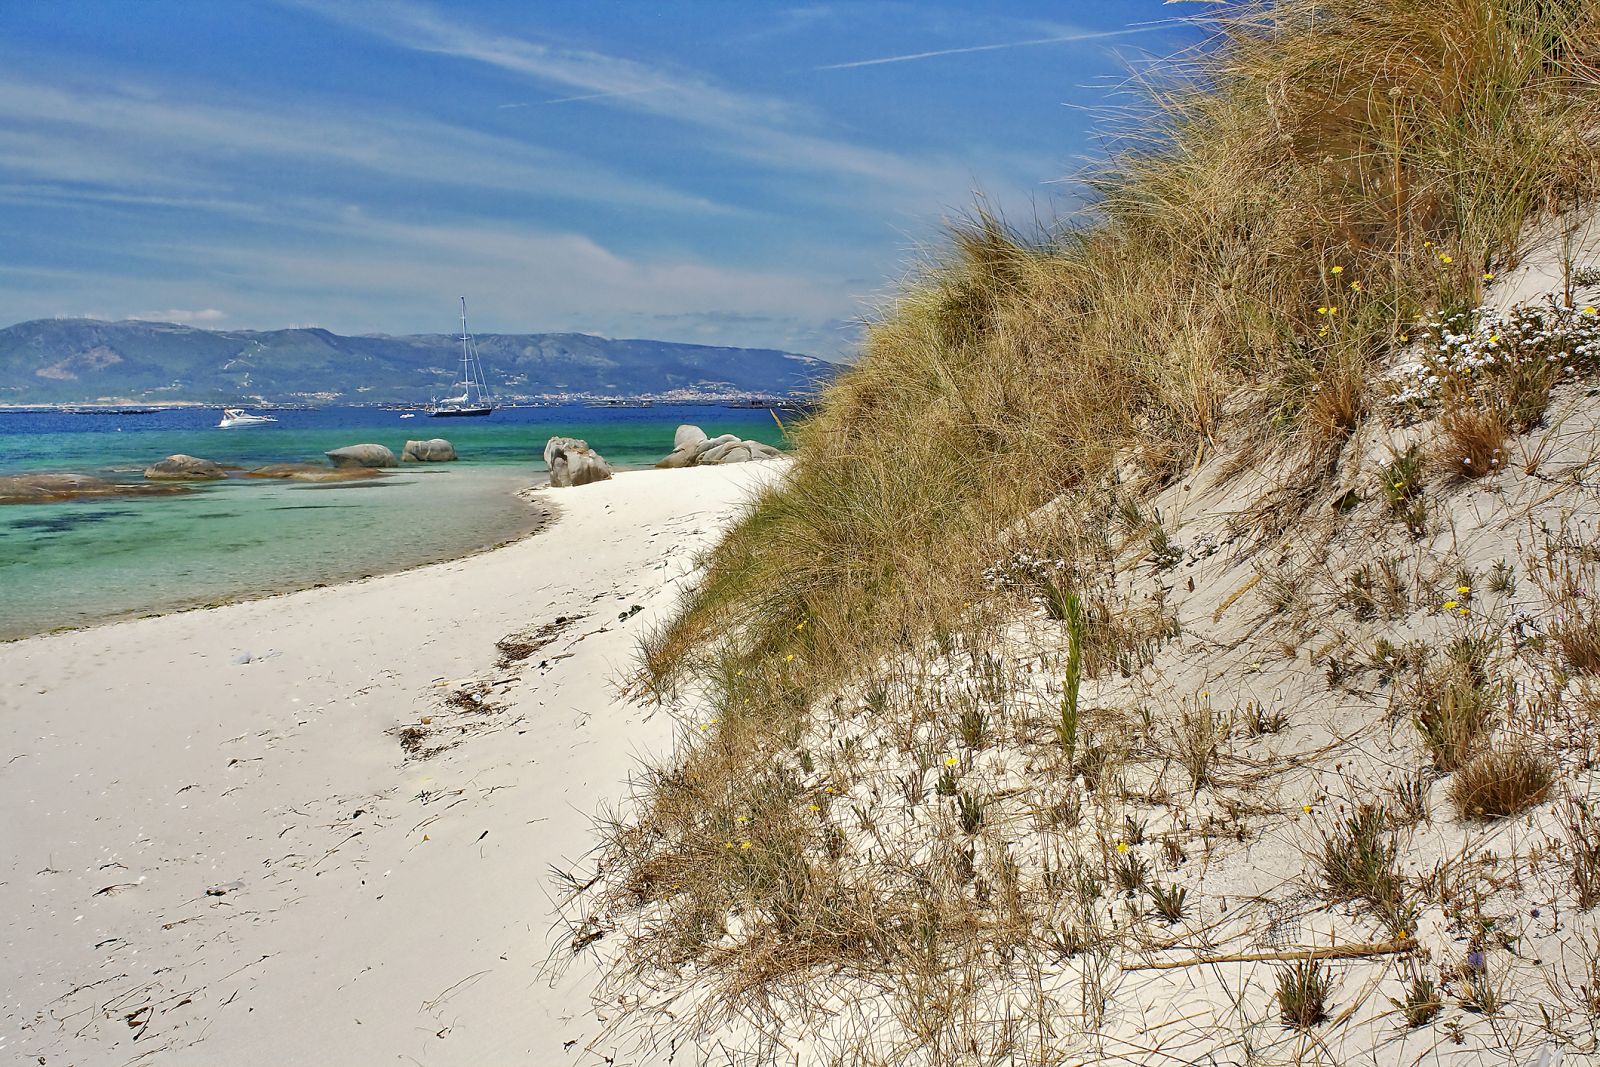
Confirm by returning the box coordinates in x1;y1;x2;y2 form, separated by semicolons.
0;318;837;405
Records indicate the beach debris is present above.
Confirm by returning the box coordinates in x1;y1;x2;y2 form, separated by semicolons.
544;436;612;487
325;443;399;469
205;880;243;897
143;454;227;481
398;726;427;753
618;604;643;622
94;883;138;896
401;438;457;462
495;614;583;667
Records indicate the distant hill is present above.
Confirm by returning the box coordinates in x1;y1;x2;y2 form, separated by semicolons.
0;318;837;405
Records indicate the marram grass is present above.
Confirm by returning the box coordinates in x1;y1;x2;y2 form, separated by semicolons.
601;0;1600;1057
644;0;1600;701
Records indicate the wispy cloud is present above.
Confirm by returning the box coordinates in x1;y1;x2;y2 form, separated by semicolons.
815;23;1173;71
285;0;979;197
0;74;732;217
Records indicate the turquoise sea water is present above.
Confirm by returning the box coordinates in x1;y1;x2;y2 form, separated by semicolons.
0;404;787;640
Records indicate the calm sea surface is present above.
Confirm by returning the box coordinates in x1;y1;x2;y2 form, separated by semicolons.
0;404;786;641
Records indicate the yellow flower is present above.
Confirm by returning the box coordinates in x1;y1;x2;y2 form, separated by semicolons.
1439;254;1453;264
1302;804;1313;815
1457;607;1469;617
1116;842;1130;854
1328;306;1339;314
1331;265;1344;275
740;840;752;850
945;756;958;767
1457;585;1471;595
784;653;795;663
1400;335;1410;343
1317;306;1329;315
808;804;820;812
1584;306;1597;315
1483;272;1495;281
1350;280;1363;292
724;841;734;849
1443;600;1458;610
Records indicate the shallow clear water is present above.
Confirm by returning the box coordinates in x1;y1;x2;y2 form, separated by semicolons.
0;404;787;640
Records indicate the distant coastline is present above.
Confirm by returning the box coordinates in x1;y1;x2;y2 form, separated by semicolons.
0;316;840;407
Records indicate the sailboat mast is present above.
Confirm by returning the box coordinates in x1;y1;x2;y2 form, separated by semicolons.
459;296;471;393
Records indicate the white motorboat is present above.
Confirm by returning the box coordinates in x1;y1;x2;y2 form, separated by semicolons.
217;407;278;428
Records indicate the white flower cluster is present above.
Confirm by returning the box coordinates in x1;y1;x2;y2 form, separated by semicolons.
1387;296;1600;409
982;551;1067;593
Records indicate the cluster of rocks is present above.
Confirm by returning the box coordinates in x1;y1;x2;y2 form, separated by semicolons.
5;436;465;505
136;438;461;486
8;423;784;505
537;424;783;491
656;425;782;468
326;439;460;467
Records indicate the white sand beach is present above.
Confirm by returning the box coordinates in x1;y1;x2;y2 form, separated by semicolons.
0;463;777;1066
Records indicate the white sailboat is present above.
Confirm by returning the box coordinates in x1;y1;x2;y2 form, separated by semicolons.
428;297;496;418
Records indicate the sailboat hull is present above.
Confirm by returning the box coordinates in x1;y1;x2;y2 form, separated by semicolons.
427;406;494;418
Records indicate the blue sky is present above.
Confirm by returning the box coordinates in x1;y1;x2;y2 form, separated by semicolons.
0;1;1192;358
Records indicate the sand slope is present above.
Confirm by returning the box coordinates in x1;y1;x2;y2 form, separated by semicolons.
0;464;777;1066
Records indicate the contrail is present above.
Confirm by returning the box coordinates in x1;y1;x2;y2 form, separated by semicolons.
815;23;1172;71
499;86;663;108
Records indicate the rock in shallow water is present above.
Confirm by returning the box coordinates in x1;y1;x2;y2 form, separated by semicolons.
325;443;399;469
243;463;383;483
0;472;192;504
402;438;457;463
544;437;613;487
144;454;227;481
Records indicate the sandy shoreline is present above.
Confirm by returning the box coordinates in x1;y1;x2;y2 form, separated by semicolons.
0;463;778;1066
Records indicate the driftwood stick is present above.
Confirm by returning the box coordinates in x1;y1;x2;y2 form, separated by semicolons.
1124;938;1415;971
